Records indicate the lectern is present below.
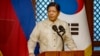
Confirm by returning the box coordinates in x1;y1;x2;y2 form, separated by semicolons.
38;50;84;56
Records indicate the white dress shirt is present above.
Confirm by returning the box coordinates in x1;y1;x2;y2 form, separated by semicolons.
28;19;77;53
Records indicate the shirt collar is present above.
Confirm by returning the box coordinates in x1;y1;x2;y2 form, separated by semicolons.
46;18;59;26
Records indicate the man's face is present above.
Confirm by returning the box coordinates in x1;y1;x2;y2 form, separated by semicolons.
47;6;59;22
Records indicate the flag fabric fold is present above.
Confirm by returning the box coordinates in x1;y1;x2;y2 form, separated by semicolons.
0;0;36;56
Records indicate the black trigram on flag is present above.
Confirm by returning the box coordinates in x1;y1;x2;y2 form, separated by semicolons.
68;23;79;35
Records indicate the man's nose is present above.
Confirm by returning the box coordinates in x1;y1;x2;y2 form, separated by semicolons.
50;12;54;15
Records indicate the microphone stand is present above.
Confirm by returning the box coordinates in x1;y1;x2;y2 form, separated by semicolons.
52;25;65;51
56;32;64;51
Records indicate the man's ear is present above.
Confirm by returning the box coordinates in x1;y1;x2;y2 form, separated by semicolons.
58;11;60;16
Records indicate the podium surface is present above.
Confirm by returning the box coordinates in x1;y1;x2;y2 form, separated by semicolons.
38;50;84;56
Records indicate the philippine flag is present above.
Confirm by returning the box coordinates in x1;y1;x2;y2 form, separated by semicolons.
0;0;36;56
54;0;92;56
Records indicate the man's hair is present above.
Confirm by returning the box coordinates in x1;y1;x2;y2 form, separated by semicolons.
47;2;60;12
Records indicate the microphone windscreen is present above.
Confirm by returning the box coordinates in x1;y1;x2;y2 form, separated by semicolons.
52;25;58;32
59;25;65;32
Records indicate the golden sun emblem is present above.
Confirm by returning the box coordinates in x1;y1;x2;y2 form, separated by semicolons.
0;50;3;56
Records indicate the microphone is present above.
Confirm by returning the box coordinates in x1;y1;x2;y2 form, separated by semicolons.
52;25;58;32
52;25;61;37
59;25;65;36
